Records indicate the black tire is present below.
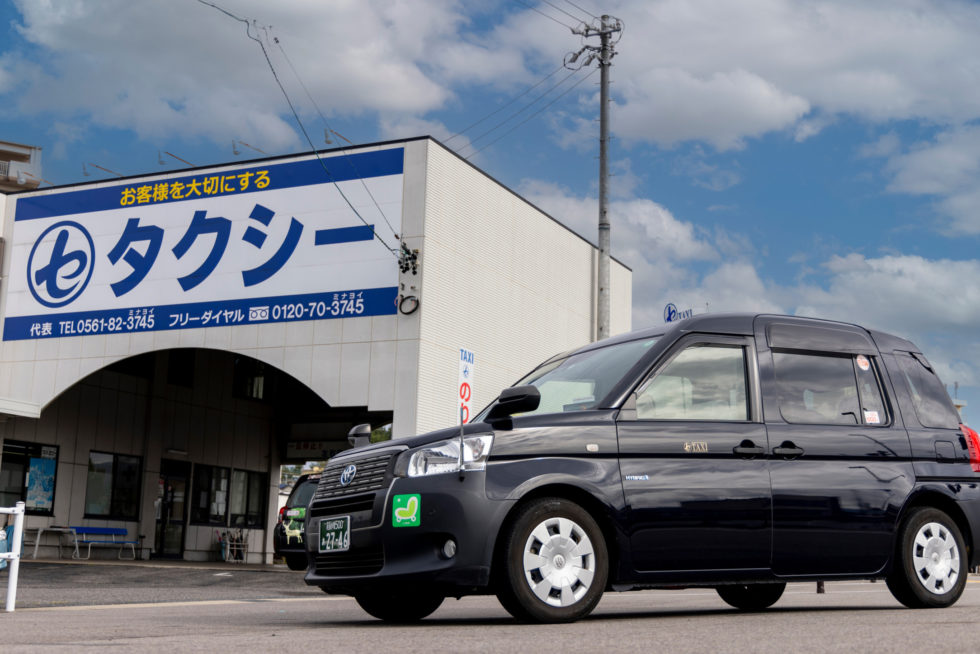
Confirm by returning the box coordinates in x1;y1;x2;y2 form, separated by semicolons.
495;497;608;623
285;553;308;571
355;588;444;622
886;507;967;608
716;583;786;610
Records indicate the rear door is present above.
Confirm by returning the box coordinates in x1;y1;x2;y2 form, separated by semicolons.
617;334;772;574
758;319;914;576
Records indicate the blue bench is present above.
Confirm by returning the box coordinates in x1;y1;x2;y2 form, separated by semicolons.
69;526;140;560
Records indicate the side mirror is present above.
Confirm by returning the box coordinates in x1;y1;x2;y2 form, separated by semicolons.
486;385;541;423
348;423;372;448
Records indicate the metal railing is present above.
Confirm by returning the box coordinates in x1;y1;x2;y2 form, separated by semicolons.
0;501;25;612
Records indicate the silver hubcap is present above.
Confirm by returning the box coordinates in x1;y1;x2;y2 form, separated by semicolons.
522;516;596;607
912;521;960;595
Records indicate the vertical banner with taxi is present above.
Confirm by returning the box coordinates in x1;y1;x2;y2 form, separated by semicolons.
3;148;404;341
457;347;475;425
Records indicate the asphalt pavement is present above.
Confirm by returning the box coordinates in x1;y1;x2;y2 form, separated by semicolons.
1;559;978;653
3;557;318;609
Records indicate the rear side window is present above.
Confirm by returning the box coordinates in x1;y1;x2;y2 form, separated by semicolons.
895;353;960;429
773;352;887;426
636;343;748;421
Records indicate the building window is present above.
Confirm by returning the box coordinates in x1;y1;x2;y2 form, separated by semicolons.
233;357;268;401
0;440;59;516
84;452;141;519
190;465;229;525
230;469;267;528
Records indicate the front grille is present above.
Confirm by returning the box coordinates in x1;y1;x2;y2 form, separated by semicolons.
308;494;375;518
315;545;385;576
315;452;393;500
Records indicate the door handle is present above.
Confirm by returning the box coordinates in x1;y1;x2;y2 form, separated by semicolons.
773;441;804;459
733;440;765;458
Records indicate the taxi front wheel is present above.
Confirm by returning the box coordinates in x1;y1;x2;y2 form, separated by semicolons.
355;589;444;622
495;497;608;623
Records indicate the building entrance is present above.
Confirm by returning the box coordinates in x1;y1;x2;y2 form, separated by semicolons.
154;459;190;558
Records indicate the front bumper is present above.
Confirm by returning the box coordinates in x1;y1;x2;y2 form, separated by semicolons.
303;470;514;596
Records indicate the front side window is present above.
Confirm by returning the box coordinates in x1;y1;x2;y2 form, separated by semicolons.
85;451;142;519
773;352;887;426
635;344;749;421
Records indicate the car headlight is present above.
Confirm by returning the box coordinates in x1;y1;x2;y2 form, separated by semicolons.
395;434;494;477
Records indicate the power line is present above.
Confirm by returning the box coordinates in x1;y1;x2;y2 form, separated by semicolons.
563;0;598;20
512;0;576;30
464;67;598;159
269;29;399;240
195;0;397;254
541;0;587;24
445;64;565;145
458;68;585;156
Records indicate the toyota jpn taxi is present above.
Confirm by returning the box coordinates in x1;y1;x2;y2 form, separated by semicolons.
302;314;980;623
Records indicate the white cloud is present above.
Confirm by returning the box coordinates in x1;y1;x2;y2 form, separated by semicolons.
858;132;901;159
614;68;810;151
882;125;980;234
9;0;980;159
4;0;463;148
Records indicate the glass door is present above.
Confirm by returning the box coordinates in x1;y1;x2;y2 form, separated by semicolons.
154;459;190;558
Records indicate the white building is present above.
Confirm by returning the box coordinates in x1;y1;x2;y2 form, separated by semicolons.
0;140;43;192
0;137;630;562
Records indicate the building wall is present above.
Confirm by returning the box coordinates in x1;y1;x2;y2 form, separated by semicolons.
414;141;632;434
0;142;424;422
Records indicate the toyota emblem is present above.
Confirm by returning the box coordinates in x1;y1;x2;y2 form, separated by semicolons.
339;464;357;487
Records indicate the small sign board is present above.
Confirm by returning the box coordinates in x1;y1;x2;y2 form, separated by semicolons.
664;303;693;323
458;347;475;425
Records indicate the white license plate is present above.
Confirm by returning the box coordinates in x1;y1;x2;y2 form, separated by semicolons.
318;516;350;553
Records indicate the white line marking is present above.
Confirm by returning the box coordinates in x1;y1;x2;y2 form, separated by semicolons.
22;596;350;612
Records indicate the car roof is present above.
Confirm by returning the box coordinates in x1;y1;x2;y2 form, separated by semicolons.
566;313;910;356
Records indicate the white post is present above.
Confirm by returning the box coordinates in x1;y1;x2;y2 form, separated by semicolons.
2;501;25;612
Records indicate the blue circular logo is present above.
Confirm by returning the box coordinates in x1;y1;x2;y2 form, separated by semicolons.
339;464;357;487
27;221;96;308
664;303;678;323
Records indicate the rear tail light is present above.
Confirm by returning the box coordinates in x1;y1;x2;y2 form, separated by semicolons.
278;506;287;524
961;423;980;473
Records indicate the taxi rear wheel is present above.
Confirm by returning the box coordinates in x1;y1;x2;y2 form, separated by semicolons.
496;497;608;623
886;507;967;608
716;582;786;610
355;588;444;622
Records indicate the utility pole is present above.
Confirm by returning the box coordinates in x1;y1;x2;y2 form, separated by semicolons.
568;14;623;341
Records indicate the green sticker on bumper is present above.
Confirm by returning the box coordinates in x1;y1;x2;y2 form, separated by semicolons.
392;494;421;527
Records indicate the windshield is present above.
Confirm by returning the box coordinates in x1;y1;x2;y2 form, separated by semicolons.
495;336;659;417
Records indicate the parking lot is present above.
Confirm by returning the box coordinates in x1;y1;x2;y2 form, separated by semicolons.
1;560;978;653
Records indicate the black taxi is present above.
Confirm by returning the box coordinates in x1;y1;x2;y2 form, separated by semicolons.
303;314;980;623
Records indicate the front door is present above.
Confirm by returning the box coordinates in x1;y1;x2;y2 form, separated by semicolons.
617;335;772;575
154;459;190;558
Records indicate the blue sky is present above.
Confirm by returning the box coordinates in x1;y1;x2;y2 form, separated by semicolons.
2;0;980;419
